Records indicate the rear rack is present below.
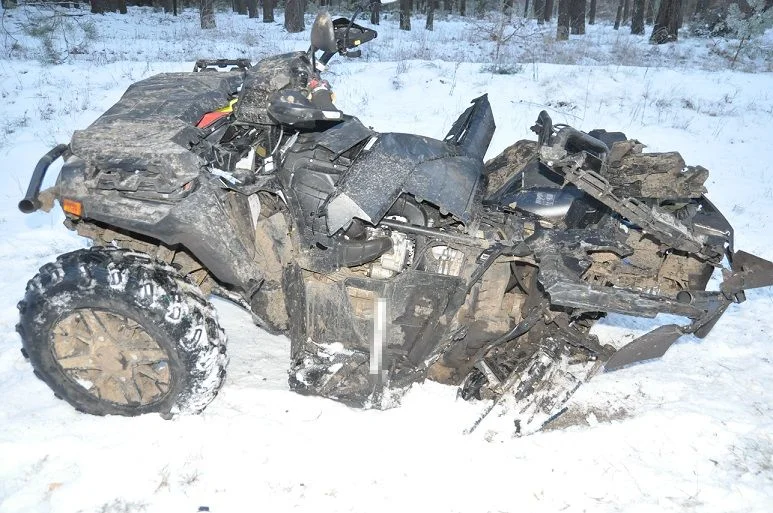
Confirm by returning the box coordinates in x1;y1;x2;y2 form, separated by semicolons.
192;59;252;73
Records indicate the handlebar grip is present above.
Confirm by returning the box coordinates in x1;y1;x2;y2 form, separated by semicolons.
311;88;338;113
554;127;609;160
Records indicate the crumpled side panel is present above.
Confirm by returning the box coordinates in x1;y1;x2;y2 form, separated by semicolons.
326;133;482;234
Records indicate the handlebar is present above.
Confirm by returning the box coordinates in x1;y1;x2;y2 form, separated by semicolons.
532;112;609;161
554;127;610;161
311;87;337;112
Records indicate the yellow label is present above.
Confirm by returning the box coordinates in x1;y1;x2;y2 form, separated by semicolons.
216;98;239;113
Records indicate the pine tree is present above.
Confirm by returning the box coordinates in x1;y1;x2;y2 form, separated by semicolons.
200;0;216;29
400;0;412;30
247;0;259;19
570;0;586;34
285;0;305;33
650;0;680;43
557;0;570;40
631;0;645;34
263;0;275;23
614;0;624;30
535;0;546;24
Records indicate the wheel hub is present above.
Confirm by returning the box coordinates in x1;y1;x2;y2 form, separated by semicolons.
51;309;171;406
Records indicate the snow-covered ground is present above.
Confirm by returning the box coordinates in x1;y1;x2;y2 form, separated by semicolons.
1;5;773;513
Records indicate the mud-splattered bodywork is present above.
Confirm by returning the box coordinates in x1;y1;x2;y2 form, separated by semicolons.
19;37;773;433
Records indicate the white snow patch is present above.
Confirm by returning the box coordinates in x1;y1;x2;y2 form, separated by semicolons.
1;7;772;513
310;340;355;359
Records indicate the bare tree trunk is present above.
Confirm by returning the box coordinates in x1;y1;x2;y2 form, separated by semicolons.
263;0;274;22
92;0;127;13
676;0;683;28
426;0;435;30
284;0;305;32
570;0;585;34
460;0;466;15
519;0;527;19
631;0;645;33
614;0;623;29
623;0;631;24
650;0;679;43
588;0;596;24
200;0;216;28
400;0;412;29
234;0;247;15
534;0;545;24
371;1;381;24
476;0;486;17
444;0;452;12
544;0;553;21
247;0;258;18
693;0;708;18
557;0;570;40
645;0;654;24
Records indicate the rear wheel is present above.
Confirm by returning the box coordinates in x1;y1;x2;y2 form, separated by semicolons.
17;247;228;417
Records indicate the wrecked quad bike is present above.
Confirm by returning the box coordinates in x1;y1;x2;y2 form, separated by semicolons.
16;11;773;434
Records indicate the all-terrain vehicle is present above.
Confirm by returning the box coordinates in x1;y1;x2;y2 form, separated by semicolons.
16;10;773;434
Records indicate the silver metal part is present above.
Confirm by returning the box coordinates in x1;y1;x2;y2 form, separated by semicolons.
279;131;299;159
235;147;256;171
327;193;373;235
248;194;261;229
431;245;465;276
368;229;415;279
380;231;414;272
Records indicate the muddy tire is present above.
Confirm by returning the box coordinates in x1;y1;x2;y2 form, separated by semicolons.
16;247;227;417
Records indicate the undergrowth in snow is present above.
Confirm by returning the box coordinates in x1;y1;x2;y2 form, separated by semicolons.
1;4;773;513
1;5;772;71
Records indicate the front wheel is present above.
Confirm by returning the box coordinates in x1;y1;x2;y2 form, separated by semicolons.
16;247;228;417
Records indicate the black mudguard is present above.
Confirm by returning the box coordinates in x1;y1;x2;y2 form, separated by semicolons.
56;157;264;295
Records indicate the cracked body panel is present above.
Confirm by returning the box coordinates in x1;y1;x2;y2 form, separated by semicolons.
16;19;773;432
